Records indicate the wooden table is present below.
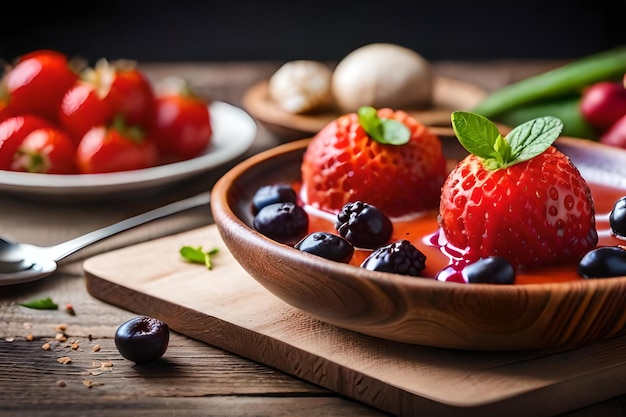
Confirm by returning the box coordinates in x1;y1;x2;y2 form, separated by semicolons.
1;61;624;417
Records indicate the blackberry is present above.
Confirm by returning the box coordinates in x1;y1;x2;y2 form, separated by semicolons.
251;183;297;215
294;232;354;263
335;201;393;249
253;202;309;245
462;257;515;284
360;240;426;276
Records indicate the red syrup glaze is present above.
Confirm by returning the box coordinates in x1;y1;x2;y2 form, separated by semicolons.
301;181;626;285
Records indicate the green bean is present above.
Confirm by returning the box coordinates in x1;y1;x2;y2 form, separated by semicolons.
473;46;626;118
497;96;598;140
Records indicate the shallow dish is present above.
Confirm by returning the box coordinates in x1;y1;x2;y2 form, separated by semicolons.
211;136;626;351
0;101;256;199
242;76;487;140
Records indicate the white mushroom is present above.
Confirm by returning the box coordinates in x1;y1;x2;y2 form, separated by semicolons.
331;43;434;113
268;60;334;114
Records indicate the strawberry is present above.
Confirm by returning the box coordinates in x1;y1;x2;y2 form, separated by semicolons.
439;112;598;270
301;107;447;217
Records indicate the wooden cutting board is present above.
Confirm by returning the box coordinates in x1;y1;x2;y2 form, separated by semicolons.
84;225;626;417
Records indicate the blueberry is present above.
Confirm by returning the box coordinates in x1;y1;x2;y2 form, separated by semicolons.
461;257;515;284
578;246;626;279
114;316;169;364
360;240;426;276
251;183;297;215
609;196;626;239
253;202;309;245
294;232;354;263
336;201;393;249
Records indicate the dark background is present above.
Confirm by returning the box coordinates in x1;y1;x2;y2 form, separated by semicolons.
1;0;625;64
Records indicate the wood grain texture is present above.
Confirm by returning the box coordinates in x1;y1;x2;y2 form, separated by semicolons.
0;335;377;417
84;225;626;417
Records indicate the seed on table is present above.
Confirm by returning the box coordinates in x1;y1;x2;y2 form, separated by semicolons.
57;356;72;364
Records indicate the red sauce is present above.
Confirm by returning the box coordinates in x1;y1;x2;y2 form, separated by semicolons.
302;181;626;285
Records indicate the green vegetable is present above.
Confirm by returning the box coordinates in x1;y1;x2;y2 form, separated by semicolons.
451;111;562;170
358;106;410;145
472;46;626;118
19;297;58;310
180;246;219;270
496;96;598;140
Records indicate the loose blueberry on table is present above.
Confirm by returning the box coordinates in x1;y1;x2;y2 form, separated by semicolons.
114;316;170;364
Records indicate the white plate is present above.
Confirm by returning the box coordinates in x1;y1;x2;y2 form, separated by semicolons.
0;101;257;198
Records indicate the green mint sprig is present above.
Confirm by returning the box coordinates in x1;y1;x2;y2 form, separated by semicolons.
180;245;219;270
358;106;410;145
19;296;58;310
451;111;563;170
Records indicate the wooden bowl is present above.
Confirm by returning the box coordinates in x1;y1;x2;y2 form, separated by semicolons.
210;136;626;351
242;76;487;141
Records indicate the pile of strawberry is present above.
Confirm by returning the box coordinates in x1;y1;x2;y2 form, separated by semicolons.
0;49;212;174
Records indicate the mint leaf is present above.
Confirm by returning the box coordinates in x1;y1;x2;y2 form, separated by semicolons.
180;246;205;263
451;111;507;161
506;116;563;163
19;297;58;310
451;111;562;170
358;106;410;145
180;246;219;270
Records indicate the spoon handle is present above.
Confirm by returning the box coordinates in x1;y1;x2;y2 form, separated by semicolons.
47;192;211;262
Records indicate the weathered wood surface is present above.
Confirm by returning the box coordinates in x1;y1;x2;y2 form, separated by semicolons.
84;224;626;416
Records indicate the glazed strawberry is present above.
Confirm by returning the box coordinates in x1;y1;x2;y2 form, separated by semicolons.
439;112;598;270
301;107;447;217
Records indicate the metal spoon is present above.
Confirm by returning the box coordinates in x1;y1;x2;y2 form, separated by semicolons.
0;192;211;286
